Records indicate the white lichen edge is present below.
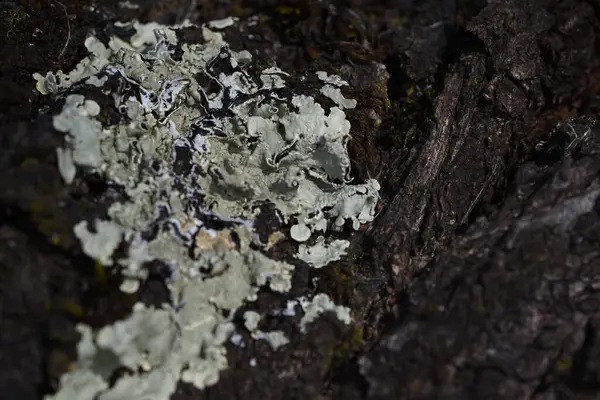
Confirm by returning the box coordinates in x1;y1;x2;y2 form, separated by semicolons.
299;293;352;333
244;311;290;350
35;17;379;400
296;236;351;269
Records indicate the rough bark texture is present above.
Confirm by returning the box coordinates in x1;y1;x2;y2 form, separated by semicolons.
362;120;600;399
1;0;600;399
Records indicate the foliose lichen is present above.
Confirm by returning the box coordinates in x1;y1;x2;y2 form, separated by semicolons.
243;310;290;350
35;17;379;399
297;236;351;268
299;293;352;333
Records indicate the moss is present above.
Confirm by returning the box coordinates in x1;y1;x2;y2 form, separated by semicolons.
390;16;408;27
386;78;437;148
555;356;572;372
30;200;56;233
20;157;40;167
384;98;392;110
228;5;248;17
28;199;70;247
322;347;335;376
322;324;364;375
36;217;60;239
320;245;375;308
326;263;354;301
423;302;445;315
349;86;387;117
345;32;358;41
1;3;32;40
93;259;108;287
275;5;301;15
96;108;113;126
318;249;366;306
334;324;363;357
63;299;85;318
389;126;404;146
3;6;30;27
30;1;43;13
50;233;62;246
29;199;46;214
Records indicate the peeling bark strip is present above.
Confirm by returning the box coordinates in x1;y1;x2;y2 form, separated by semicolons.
369;0;600;291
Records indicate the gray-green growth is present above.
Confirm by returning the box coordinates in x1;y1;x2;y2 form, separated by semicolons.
35;17;379;400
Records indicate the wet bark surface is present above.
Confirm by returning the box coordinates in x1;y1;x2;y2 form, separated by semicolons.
1;0;600;399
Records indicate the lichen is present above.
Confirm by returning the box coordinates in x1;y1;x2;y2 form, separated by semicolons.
35;17;379;399
52;95;104;182
243;310;290;350
320;84;358;109
73;219;123;266
299;293;352;333
297;236;350;268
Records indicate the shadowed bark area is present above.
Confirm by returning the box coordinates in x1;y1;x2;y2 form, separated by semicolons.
362;120;600;399
1;0;600;399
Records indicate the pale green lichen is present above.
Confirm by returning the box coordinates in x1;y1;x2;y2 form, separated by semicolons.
297;236;351;269
73;220;123;266
59;303;233;399
290;223;311;242
315;71;350;87
244;311;290;350
299;293;352;333
36;17;379;399
56;147;76;184
252;330;290;350
207;17;237;29
50;370;108;400
52;95;104;182
244;310;262;331
33;36;112;95
320;85;358;109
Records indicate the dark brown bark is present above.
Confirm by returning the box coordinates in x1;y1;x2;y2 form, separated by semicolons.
1;0;600;399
